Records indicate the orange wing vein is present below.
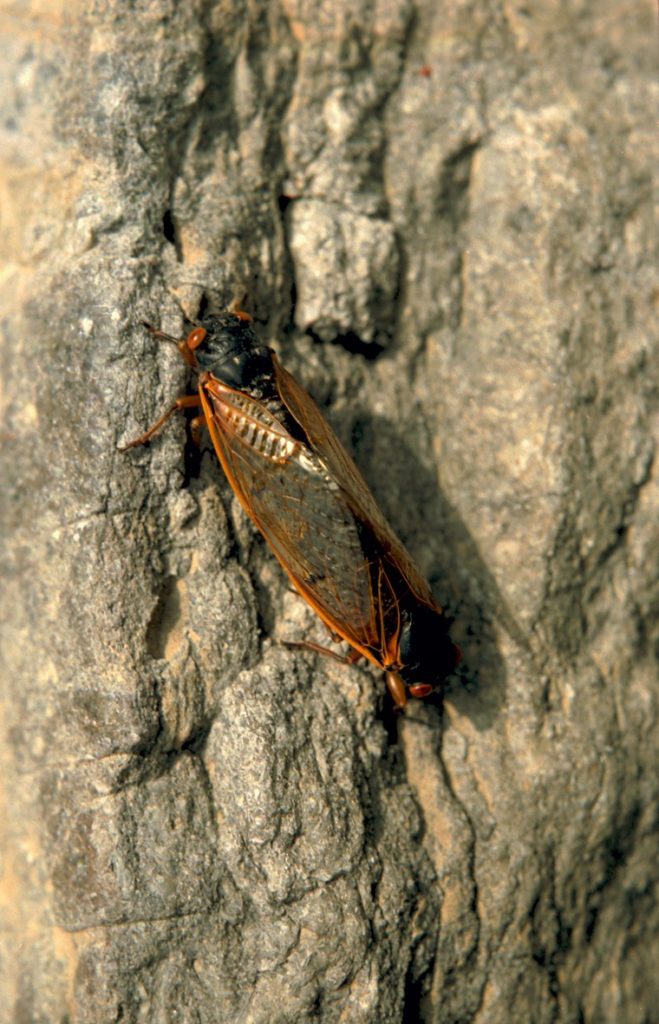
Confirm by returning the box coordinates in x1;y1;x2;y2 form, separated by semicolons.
199;378;382;660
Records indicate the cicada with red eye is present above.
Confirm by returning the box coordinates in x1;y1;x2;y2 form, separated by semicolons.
121;311;460;708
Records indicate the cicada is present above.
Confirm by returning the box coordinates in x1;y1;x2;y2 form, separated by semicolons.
122;312;460;708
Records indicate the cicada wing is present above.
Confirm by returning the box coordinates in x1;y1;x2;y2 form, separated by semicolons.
271;355;439;611
200;382;381;658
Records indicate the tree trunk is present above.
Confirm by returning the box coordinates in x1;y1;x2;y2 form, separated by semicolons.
1;2;656;1022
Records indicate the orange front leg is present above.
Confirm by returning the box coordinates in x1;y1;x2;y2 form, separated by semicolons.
283;640;364;666
120;394;202;451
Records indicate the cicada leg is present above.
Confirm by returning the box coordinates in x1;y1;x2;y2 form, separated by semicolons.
283;640;364;666
120;394;202;451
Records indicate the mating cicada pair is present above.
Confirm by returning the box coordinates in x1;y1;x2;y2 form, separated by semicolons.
122;312;460;708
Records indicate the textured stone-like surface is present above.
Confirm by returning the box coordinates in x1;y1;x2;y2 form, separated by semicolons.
1;1;657;1022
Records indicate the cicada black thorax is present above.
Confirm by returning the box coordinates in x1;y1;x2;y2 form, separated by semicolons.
195;314;311;444
193;314;274;395
196;314;334;494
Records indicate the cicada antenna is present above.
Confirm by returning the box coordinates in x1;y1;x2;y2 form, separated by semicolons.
227;296;253;323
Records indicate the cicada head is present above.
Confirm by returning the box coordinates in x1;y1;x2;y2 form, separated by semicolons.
187;313;276;394
396;605;461;699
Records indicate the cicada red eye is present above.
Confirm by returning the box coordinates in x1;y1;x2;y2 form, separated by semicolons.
408;683;433;700
186;327;208;350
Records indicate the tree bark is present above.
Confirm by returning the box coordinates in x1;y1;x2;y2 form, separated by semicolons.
1;2;657;1022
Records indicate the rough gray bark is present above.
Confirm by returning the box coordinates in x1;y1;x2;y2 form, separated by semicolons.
1;2;657;1022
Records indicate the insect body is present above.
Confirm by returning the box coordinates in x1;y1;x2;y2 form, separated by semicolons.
122;312;460;708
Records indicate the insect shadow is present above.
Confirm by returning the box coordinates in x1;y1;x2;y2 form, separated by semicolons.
343;408;515;733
